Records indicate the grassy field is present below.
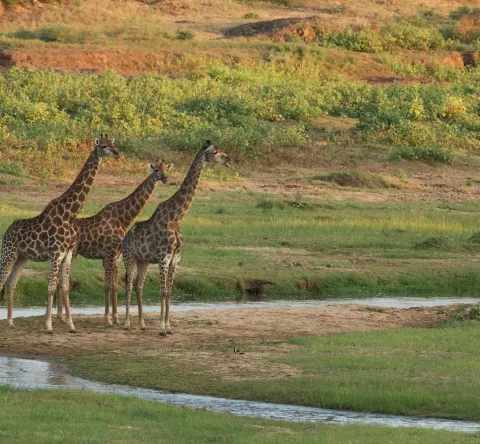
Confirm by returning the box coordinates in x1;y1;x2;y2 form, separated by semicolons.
1;386;478;444
3;181;480;305
64;317;480;421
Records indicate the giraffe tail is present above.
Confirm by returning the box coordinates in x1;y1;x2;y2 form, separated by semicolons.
0;284;4;305
124;273;138;287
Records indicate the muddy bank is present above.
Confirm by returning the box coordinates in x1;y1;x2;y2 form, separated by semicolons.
0;304;451;359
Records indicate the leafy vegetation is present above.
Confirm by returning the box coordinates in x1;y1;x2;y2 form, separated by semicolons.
1;65;480;178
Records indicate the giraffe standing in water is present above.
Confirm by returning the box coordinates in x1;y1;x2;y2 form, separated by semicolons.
122;141;231;335
0;135;119;333
56;160;172;326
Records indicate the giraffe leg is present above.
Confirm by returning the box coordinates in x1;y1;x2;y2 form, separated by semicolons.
60;251;76;333
123;247;136;331
5;256;27;328
135;260;149;330
103;258;113;327
165;250;181;335
45;254;63;334
158;256;172;337
56;283;66;323
111;256;120;326
0;232;18;306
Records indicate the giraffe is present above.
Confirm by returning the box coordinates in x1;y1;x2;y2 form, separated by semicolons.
122;141;231;335
0;135;119;333
56;160;172;327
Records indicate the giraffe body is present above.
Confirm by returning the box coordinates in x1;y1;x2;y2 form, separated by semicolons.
122;141;231;335
56;161;171;326
0;135;118;333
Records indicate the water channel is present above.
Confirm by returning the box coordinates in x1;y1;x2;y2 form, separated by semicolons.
1;296;479;320
1;297;479;433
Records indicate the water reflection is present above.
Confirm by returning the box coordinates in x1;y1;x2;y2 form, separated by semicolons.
0;356;479;433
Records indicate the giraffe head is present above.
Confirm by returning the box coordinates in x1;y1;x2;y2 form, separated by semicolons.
203;140;231;167
95;134;120;159
149;159;173;184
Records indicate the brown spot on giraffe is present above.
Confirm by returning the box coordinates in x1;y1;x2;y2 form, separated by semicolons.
122;141;231;335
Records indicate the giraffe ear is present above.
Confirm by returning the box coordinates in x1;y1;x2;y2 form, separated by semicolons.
166;163;174;171
204;145;214;153
149;163;156;171
95;138;101;147
110;137;115;144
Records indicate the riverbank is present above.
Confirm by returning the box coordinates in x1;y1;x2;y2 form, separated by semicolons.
2;303;480;422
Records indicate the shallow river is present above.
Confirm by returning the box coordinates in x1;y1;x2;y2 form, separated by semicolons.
1;296;479;320
1;356;480;433
1;297;479;433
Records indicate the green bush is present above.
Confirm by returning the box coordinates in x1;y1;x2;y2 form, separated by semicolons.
389;144;455;163
243;12;261;19
317;24;445;53
4;0;19;8
176;30;195;41
0;161;28;177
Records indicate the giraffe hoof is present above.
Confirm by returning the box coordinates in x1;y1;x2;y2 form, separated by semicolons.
140;325;147;331
7;321;16;328
159;330;167;337
105;323;114;328
46;330;55;335
68;329;77;334
124;324;131;331
166;329;173;335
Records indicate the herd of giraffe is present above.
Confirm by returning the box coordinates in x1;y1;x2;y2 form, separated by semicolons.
0;136;231;335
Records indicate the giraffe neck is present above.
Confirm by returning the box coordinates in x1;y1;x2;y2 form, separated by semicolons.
103;173;159;227
155;150;206;223
51;150;102;220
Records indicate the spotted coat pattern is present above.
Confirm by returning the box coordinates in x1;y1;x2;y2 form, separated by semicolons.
0;136;118;333
56;161;171;326
122;142;231;335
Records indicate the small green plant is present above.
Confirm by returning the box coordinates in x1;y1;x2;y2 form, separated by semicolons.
413;236;458;251
4;0;19;8
176;30;195;41
255;195;285;210
448;304;480;321
389;145;455;164
288;192;310;209
0;161;27;177
243;12;261;19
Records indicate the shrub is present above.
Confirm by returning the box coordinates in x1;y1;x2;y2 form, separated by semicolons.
414;236;458;251
0;161;27;177
4;0;19;8
315;24;445;53
389;144;455;163
448;304;480;321
176;30;195;41
255;195;285;210
243;12;261;19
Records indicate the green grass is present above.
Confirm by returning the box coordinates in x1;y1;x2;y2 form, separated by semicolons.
64;320;480;421
1;387;477;444
4;189;480;305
